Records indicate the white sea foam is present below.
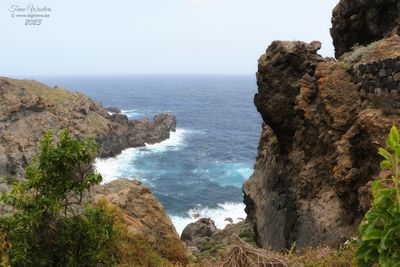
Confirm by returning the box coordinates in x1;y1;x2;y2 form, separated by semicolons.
191;162;253;188
144;128;187;153
95;128;187;183
170;202;247;235
235;167;253;179
121;109;144;118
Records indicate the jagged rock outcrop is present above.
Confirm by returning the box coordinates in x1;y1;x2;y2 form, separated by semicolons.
0;77;176;176
244;33;400;249
331;0;400;58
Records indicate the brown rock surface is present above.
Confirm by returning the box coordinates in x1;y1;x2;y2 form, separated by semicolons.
244;36;400;250
0;77;176;176
89;178;182;246
331;0;400;58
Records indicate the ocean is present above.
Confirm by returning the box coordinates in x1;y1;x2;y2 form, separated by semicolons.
35;75;262;233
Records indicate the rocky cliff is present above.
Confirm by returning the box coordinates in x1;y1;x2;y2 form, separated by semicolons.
0;77;176;176
244;0;400;250
331;0;400;58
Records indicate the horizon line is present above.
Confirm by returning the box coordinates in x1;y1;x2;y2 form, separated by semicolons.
5;73;257;78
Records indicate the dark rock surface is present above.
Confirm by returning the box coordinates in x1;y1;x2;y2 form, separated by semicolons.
181;218;217;244
0;77;176;176
244;35;400;250
353;56;400;109
181;219;254;257
331;0;400;58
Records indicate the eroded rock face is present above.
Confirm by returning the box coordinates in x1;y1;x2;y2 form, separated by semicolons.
244;37;400;250
331;0;400;58
0;77;176;176
90;179;182;245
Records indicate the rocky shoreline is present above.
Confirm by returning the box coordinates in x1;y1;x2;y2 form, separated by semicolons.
0;78;187;264
2;0;400;265
0;77;176;177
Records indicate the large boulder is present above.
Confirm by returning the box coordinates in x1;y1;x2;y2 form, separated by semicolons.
0;77;176;176
331;0;400;58
181;218;255;257
244;35;400;250
181;218;217;245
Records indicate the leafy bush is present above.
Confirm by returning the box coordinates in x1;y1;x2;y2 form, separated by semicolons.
0;129;117;266
355;126;400;267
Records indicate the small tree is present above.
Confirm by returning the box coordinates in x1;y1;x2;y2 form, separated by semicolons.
355;126;400;267
0;129;116;266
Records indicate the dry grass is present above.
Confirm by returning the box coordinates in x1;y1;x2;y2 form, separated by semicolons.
283;244;357;267
190;234;358;267
94;198;189;267
341;40;381;70
217;235;288;267
0;231;11;267
341;34;400;69
357;35;400;64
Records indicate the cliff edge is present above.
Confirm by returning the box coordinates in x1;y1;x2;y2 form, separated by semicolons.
0;77;176;177
244;0;400;250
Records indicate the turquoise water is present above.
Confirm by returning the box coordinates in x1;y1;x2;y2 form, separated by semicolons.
36;75;262;232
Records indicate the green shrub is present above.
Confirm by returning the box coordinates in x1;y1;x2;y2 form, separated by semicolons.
341;41;380;70
0;129;118;266
355;126;400;267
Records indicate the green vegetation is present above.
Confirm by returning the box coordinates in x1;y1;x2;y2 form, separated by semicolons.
0;176;17;186
341;41;380;70
355;126;400;267
238;227;256;246
0;129;117;266
0;129;188;267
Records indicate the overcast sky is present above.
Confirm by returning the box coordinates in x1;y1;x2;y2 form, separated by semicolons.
1;0;338;76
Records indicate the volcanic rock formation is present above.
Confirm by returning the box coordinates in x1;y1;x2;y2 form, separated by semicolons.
0;77;176;177
244;0;400;250
331;0;400;58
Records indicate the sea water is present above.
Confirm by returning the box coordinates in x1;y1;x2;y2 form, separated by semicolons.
36;75;262;234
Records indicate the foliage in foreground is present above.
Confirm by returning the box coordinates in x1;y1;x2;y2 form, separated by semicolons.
92;198;188;267
0;129;115;266
0;129;189;267
355;126;400;267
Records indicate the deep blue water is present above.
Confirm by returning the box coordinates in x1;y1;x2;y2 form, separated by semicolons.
34;75;262;231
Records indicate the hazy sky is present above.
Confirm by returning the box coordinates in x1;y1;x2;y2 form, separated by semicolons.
1;0;338;76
